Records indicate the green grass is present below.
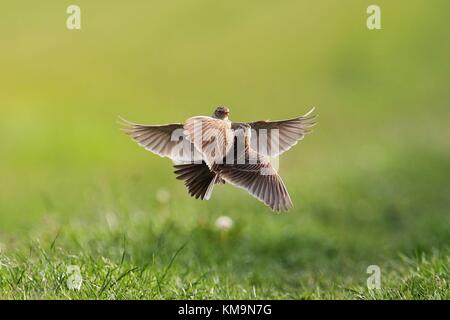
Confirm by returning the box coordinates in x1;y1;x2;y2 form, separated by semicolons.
0;240;448;299
0;1;449;299
1;147;448;299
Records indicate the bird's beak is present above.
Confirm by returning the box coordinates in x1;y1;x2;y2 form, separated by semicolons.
225;111;230;115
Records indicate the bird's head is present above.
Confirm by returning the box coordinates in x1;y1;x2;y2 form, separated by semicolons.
212;106;230;120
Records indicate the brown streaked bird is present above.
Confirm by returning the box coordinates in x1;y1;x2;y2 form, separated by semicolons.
120;106;316;212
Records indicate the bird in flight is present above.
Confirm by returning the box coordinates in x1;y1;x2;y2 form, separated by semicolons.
120;106;316;212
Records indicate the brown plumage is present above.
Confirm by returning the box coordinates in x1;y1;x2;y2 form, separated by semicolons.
173;162;220;200
120;106;316;212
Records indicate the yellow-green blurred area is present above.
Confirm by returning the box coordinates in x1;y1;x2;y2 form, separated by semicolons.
0;1;449;298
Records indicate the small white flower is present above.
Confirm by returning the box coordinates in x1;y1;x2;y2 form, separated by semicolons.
156;188;171;204
215;216;234;231
175;277;184;289
40;271;47;283
105;212;118;231
66;265;83;291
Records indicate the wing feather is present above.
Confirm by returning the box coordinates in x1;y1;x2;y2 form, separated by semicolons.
120;117;201;162
220;161;293;212
247;108;317;157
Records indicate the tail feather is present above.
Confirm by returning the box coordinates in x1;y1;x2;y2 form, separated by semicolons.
174;162;218;200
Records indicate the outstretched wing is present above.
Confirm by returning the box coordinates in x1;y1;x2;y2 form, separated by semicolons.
246;108;317;157
120;117;201;162
183;116;234;168
219;147;292;212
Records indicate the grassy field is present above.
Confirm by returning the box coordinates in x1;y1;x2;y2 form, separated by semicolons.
0;1;449;299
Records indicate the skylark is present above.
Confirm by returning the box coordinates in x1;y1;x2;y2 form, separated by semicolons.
120;106;316;212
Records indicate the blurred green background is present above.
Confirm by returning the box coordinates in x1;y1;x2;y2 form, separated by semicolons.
0;1;449;298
